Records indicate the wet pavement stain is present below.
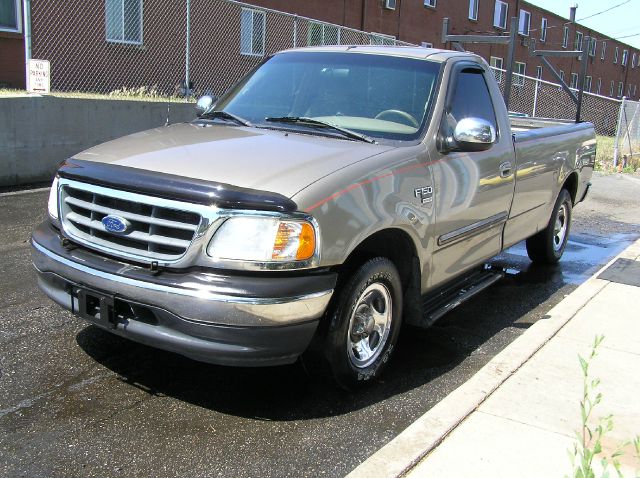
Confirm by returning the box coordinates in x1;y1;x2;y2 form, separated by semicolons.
493;232;639;286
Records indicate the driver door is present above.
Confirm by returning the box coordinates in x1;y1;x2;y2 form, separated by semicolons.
428;62;516;286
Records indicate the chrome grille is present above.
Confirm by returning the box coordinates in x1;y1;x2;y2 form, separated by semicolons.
60;183;202;262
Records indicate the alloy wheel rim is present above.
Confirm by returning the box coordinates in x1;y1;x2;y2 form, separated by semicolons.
553;203;568;252
347;282;392;369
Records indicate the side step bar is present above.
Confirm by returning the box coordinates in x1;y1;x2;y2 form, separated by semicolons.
418;267;505;328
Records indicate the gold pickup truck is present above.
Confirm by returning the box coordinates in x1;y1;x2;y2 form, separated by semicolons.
32;46;595;389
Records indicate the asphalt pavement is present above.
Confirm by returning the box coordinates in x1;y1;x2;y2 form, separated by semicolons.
1;173;639;477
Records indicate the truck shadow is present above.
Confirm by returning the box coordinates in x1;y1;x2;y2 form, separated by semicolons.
74;259;571;421
75;231;636;420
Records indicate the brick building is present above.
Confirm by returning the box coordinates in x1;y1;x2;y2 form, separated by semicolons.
1;0;638;100
249;0;640;100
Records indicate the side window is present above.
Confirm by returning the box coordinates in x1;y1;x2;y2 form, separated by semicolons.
448;69;498;131
240;8;266;56
105;0;143;45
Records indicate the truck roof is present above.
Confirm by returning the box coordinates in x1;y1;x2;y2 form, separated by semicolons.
277;45;480;63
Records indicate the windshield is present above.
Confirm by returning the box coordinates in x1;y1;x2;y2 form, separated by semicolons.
214;52;440;142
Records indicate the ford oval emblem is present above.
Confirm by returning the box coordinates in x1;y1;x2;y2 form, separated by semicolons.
102;215;130;234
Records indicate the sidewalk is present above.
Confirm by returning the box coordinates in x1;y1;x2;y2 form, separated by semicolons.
349;238;640;478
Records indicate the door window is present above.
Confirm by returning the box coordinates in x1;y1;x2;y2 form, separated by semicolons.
447;69;498;132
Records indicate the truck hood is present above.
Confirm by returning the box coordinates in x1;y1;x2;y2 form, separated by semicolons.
74;122;392;198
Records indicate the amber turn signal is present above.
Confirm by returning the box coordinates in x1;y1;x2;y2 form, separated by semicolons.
271;221;316;261
296;222;316;260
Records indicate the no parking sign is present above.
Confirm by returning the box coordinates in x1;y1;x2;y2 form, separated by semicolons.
27;59;50;94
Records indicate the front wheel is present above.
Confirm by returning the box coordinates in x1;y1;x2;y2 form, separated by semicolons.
526;189;572;264
316;257;403;390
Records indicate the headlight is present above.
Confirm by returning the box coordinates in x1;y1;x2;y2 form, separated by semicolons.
207;216;317;265
48;177;59;219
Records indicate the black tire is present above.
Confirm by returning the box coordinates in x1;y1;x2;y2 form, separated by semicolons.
310;257;403;391
526;189;573;264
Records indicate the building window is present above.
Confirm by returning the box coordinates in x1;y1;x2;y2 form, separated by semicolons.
622;50;628;66
570;73;578;89
618;82;624;97
610;81;614;97
490;56;503;82
421;41;433;48
633;53;637;68
493;1;508;29
240;8;265;56
562;26;569;48
384;0;397;10
584;76;592;92
0;0;21;32
105;0;143;44
601;41;606;60
514;61;526;86
574;31;583;51
518;10;530;36
558;70;564;91
536;65;543;79
424;0;437;8
469;0;479;21
596;78;601;95
614;47;619;64
628;84;633;97
308;22;340;46
540;18;547;42
589;38;596;57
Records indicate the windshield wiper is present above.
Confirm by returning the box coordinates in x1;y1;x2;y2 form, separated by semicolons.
200;110;253;127
264;116;377;144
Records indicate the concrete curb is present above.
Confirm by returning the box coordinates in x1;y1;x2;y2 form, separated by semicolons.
347;238;640;478
0;186;50;197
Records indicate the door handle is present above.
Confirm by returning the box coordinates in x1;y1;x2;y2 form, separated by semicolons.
499;161;513;178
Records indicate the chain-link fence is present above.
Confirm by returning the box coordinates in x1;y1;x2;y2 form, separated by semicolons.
490;66;621;136
30;0;409;99
614;98;640;169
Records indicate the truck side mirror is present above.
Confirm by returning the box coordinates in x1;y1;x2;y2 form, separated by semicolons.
195;95;217;116
452;117;496;152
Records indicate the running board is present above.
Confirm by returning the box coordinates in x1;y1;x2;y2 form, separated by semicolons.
418;267;505;328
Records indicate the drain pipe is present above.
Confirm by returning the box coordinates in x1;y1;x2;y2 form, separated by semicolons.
185;0;191;101
23;0;32;89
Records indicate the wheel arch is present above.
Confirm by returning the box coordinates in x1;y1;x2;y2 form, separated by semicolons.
335;227;423;327
562;171;579;205
340;228;417;285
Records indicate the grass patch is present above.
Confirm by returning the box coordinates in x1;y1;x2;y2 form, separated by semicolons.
0;88;194;103
594;136;638;174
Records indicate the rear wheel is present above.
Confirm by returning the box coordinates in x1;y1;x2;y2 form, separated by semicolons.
311;257;403;390
526;189;572;264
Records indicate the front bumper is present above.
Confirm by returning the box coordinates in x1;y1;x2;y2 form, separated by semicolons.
31;222;336;366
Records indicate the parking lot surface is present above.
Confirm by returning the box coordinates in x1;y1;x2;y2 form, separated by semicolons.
1;173;639;477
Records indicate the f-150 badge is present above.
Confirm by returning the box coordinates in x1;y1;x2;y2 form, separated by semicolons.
414;186;433;204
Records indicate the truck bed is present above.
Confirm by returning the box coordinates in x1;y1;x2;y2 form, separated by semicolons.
509;115;577;133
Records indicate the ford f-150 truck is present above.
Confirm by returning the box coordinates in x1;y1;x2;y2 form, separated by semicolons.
32;46;595;389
